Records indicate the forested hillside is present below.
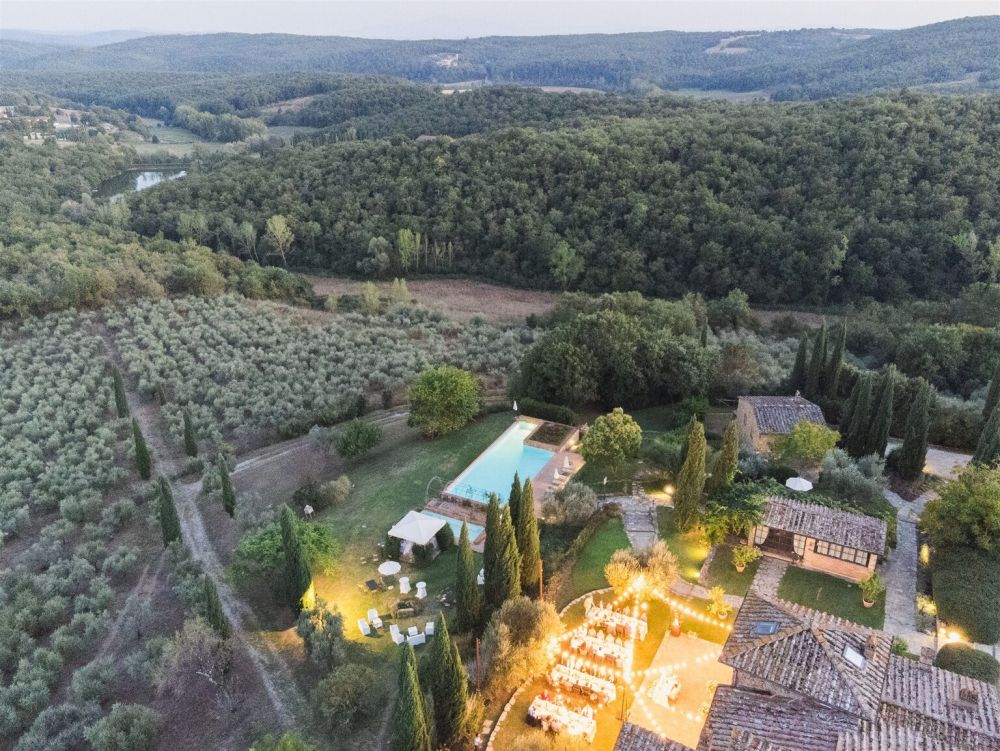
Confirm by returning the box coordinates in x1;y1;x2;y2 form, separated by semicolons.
127;93;1000;305
5;16;999;98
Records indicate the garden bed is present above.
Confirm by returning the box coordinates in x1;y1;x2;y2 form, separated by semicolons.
525;420;576;449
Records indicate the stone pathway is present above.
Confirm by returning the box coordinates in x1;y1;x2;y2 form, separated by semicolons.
603;494;658;552
881;488;936;653
751;557;788;597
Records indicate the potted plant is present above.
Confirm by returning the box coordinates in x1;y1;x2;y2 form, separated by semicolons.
731;543;763;573
859;572;885;608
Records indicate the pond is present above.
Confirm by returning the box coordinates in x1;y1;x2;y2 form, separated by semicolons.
96;169;186;202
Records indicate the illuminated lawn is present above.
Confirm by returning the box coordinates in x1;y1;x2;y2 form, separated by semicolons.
559;516;631;607
657;508;710;583
703;544;760;597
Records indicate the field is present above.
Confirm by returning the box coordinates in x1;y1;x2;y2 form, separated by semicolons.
777;567;886;629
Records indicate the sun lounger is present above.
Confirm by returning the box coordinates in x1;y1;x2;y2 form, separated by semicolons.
367;608;383;629
425;621;435;636
389;624;405;645
407;632;426;646
358;619;371;636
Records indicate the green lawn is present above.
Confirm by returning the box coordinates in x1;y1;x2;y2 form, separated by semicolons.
777;567;885;629
657;507;710;582
703;544;760;597
558;516;630;607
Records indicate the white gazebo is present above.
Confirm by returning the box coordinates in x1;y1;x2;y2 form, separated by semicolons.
388;510;448;562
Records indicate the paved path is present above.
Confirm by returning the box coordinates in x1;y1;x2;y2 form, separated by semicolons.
603;494;658;552
880;488;935;653
885;441;971;480
751;557;788;597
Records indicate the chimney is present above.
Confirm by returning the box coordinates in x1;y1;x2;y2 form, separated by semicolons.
959;687;979;705
864;635;879;660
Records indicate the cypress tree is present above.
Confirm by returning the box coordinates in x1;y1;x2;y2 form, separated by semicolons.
279;505;312;615
183;408;198;457
788;334;809;392
825;324;846;398
845;374;874;458
391;645;432;751
516;479;541;595
111;366;129;418
974;405;1000;466
674;419;706;531
984;364;1000;420
706;420;739;498
219;457;236;517
866;366;896;457
804;321;827;399
202;575;229;638
890;378;932;480
840;375;861;433
506;472;522;540
427;614;467;749
455;522;481;632
157;476;181;546
700;321;709;348
132;418;151;480
484;496;520;615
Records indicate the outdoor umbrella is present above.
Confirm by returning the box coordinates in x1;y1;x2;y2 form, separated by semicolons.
378;560;402;577
785;477;813;492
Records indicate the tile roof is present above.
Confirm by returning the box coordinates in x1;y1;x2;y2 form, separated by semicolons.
741;396;826;435
720;593;891;720
614;723;693;751
761;496;887;555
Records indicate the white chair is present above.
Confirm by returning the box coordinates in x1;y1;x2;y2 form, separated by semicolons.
367;608;383;629
477;568;485;586
358;618;371;636
389;624;405;645
416;581;427;599
399;576;411;594
425;621;435;636
408;625;419;637
407;632;426;646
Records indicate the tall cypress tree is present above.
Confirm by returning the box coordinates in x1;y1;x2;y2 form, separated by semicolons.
132;419;151;480
974;405;1000;466
391;645;432;751
516;479;541;595
158;476;181;546
183;408;198;457
279;505;312;614
219;457;236;517
506;472;522;542
674;419;706;531
984;364;1000;420
890;378;932;480
111;366;129;419
700;321;709;348
788;334;809;393
484;497;520;615
845;374;874;458
825;324;846;399
804;321;827;399
427;614;467;749
840;375;861;433
867;366;896;458
706;420;739;498
202;575;229;638
455;522;481;632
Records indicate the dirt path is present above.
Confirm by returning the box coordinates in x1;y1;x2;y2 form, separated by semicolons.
94;553;168;661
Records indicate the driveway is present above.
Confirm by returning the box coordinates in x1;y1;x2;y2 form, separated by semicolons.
885;441;971;480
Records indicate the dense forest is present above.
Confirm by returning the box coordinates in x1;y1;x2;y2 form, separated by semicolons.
4;16;999;99
125;92;1000;305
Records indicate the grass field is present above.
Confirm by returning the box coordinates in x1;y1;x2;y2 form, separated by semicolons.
658;508;710;583
777;567;885;629
558;516;630;607
702;544;760;596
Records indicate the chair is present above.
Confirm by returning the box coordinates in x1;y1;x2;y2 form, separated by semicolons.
389;624;405;645
399;576;411;594
408;626;419;637
407;632;426;646
358;619;371;636
367;608;383;629
425;621;435;636
415;581;427;600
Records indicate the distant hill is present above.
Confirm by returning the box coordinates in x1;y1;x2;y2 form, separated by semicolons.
0;29;155;47
3;16;998;99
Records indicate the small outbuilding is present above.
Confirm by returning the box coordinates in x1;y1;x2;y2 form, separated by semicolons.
388;510;448;562
736;394;826;454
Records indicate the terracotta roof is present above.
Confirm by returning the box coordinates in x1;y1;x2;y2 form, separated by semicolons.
761;496;887;555
741;396;826;435
614;723;693;751
720;593;891;720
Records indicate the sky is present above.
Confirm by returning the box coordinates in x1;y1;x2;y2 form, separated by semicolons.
2;0;997;38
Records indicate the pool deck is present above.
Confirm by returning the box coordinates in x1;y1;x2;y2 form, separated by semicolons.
424;498;487;553
532;449;585;501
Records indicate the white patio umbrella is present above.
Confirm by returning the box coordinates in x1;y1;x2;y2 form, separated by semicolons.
378;560;402;577
513;400;518;412
785;477;813;492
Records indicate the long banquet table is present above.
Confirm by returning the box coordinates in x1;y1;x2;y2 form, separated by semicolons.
527;696;597;742
548;663;616;703
585;602;648;640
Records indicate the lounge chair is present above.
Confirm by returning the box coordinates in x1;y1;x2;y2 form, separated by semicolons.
367;608;383;629
358;619;371;636
389;624;405;645
425;621;435;636
407;632;426;646
408;625;419;637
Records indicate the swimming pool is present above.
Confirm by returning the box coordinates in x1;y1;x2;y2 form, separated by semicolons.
423;511;485;541
446;420;554;504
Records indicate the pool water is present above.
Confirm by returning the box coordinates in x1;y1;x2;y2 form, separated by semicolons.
446;420;554;504
423;511;485;541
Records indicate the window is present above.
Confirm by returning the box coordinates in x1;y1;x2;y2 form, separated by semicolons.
792;535;806;557
814;540;869;567
753;621;779;636
843;646;865;669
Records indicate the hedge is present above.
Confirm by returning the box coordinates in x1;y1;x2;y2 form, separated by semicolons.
544;504;620;606
934;643;1000;683
517;398;579;426
932;546;1000;644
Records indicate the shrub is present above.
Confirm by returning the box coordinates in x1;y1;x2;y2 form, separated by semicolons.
70;658;117;704
333;418;383;458
516;398;579;426
292;478;321;509
934;643;1000;683
922;465;1000;553
481;597;561;700
859;572;886;604
412;541;436;565
542;482;598;525
731;544;762;571
15;703;98;751
296;599;346;671
84;703;161;751
249;734;318;751
312;663;386;732
817;449;886;506
318;476;352;509
581;408;642;467
771;420;840;468
932;545;1000;644
604;549;642;594
384;533;402;560
435;522;455;552
408;366;481;437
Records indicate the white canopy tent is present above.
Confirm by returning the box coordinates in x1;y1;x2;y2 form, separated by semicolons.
388;511;447;546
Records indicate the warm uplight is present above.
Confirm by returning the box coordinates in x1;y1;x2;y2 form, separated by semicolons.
938;627;964;645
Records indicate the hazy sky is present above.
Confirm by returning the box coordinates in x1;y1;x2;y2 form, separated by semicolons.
3;0;997;38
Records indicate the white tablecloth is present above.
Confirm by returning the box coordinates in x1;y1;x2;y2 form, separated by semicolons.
527;697;597;742
570;632;632;667
585;604;648;640
548;663;616;703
